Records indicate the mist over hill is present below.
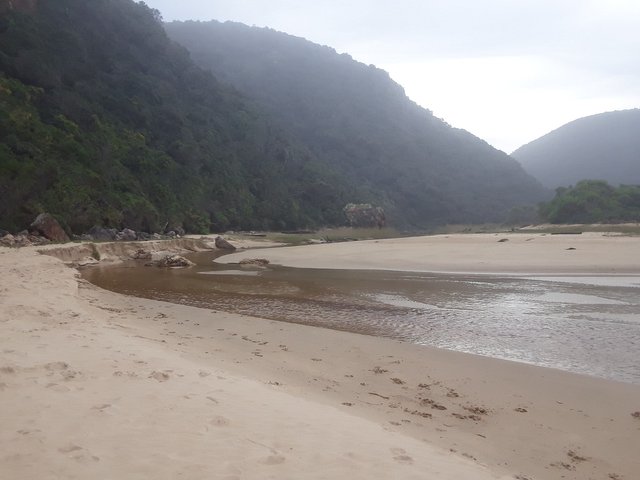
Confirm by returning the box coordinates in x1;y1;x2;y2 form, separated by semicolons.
0;0;356;233
1;1;546;235
165;20;546;227
512;109;640;189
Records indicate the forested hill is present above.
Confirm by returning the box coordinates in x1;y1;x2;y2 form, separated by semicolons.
512;110;640;189
0;0;356;233
165;20;546;227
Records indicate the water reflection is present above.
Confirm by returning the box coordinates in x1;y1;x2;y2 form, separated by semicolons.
82;250;640;384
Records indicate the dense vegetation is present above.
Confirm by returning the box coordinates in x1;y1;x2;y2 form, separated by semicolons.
0;0;354;233
165;20;546;227
539;180;640;223
0;1;547;235
512;110;640;189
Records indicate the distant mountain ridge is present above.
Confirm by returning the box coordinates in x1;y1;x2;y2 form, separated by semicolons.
165;20;546;227
512;109;640;189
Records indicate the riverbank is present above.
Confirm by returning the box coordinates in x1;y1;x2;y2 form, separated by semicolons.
1;243;639;479
219;232;640;274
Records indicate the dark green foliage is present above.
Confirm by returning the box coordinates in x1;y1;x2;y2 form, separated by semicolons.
0;0;350;233
165;20;546;228
512;109;640;188
539;180;640;223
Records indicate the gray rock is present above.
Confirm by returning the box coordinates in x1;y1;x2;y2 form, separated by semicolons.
131;249;152;260
88;226;117;241
116;228;137;241
239;258;270;267
0;234;15;247
155;255;195;268
343;203;386;229
215;236;236;251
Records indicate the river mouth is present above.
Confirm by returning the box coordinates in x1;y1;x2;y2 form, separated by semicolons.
82;250;640;384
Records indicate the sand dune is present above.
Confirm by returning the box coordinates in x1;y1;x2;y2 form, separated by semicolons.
1;237;639;479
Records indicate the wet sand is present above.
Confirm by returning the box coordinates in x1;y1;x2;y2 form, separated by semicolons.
1;237;640;479
84;251;640;384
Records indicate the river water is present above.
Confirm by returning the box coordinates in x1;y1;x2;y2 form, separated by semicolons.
83;250;640;384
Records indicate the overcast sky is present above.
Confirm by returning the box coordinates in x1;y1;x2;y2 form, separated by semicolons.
144;0;639;153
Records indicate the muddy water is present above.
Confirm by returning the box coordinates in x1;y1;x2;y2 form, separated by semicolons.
82;251;640;384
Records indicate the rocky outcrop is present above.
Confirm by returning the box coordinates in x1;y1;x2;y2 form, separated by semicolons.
87;226;117;241
151;255;195;268
1;232;52;248
116;228;137;242
343;204;386;229
239;258;270;267
30;213;70;243
131;249;152;260
215;236;236;250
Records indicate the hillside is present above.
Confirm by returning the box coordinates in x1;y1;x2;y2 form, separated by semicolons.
0;0;354;233
512;109;640;189
165;20;546;227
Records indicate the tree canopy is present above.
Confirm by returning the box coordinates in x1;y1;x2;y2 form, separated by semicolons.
0;0;352;233
166;20;547;228
539;180;640;223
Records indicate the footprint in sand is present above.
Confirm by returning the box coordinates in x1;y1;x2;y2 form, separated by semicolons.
45;361;69;372
149;371;170;382
46;383;71;393
260;455;286;465
58;444;82;454
210;416;230;427
390;448;414;464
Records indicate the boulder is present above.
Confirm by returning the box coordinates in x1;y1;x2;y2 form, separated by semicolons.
239;258;270;267
0;234;15;247
137;231;151;241
29;213;70;242
159;255;195;268
27;234;49;245
88;226;117;242
168;226;185;237
343;203;386;229
116;228;137;241
131;249;152;260
215;236;236;251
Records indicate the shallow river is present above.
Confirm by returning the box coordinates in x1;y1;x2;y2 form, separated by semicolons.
83;250;640;384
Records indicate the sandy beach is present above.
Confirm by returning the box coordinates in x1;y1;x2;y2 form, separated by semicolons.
1;234;639;479
220;232;640;274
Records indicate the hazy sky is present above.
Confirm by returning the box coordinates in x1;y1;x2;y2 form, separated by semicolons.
144;0;639;153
